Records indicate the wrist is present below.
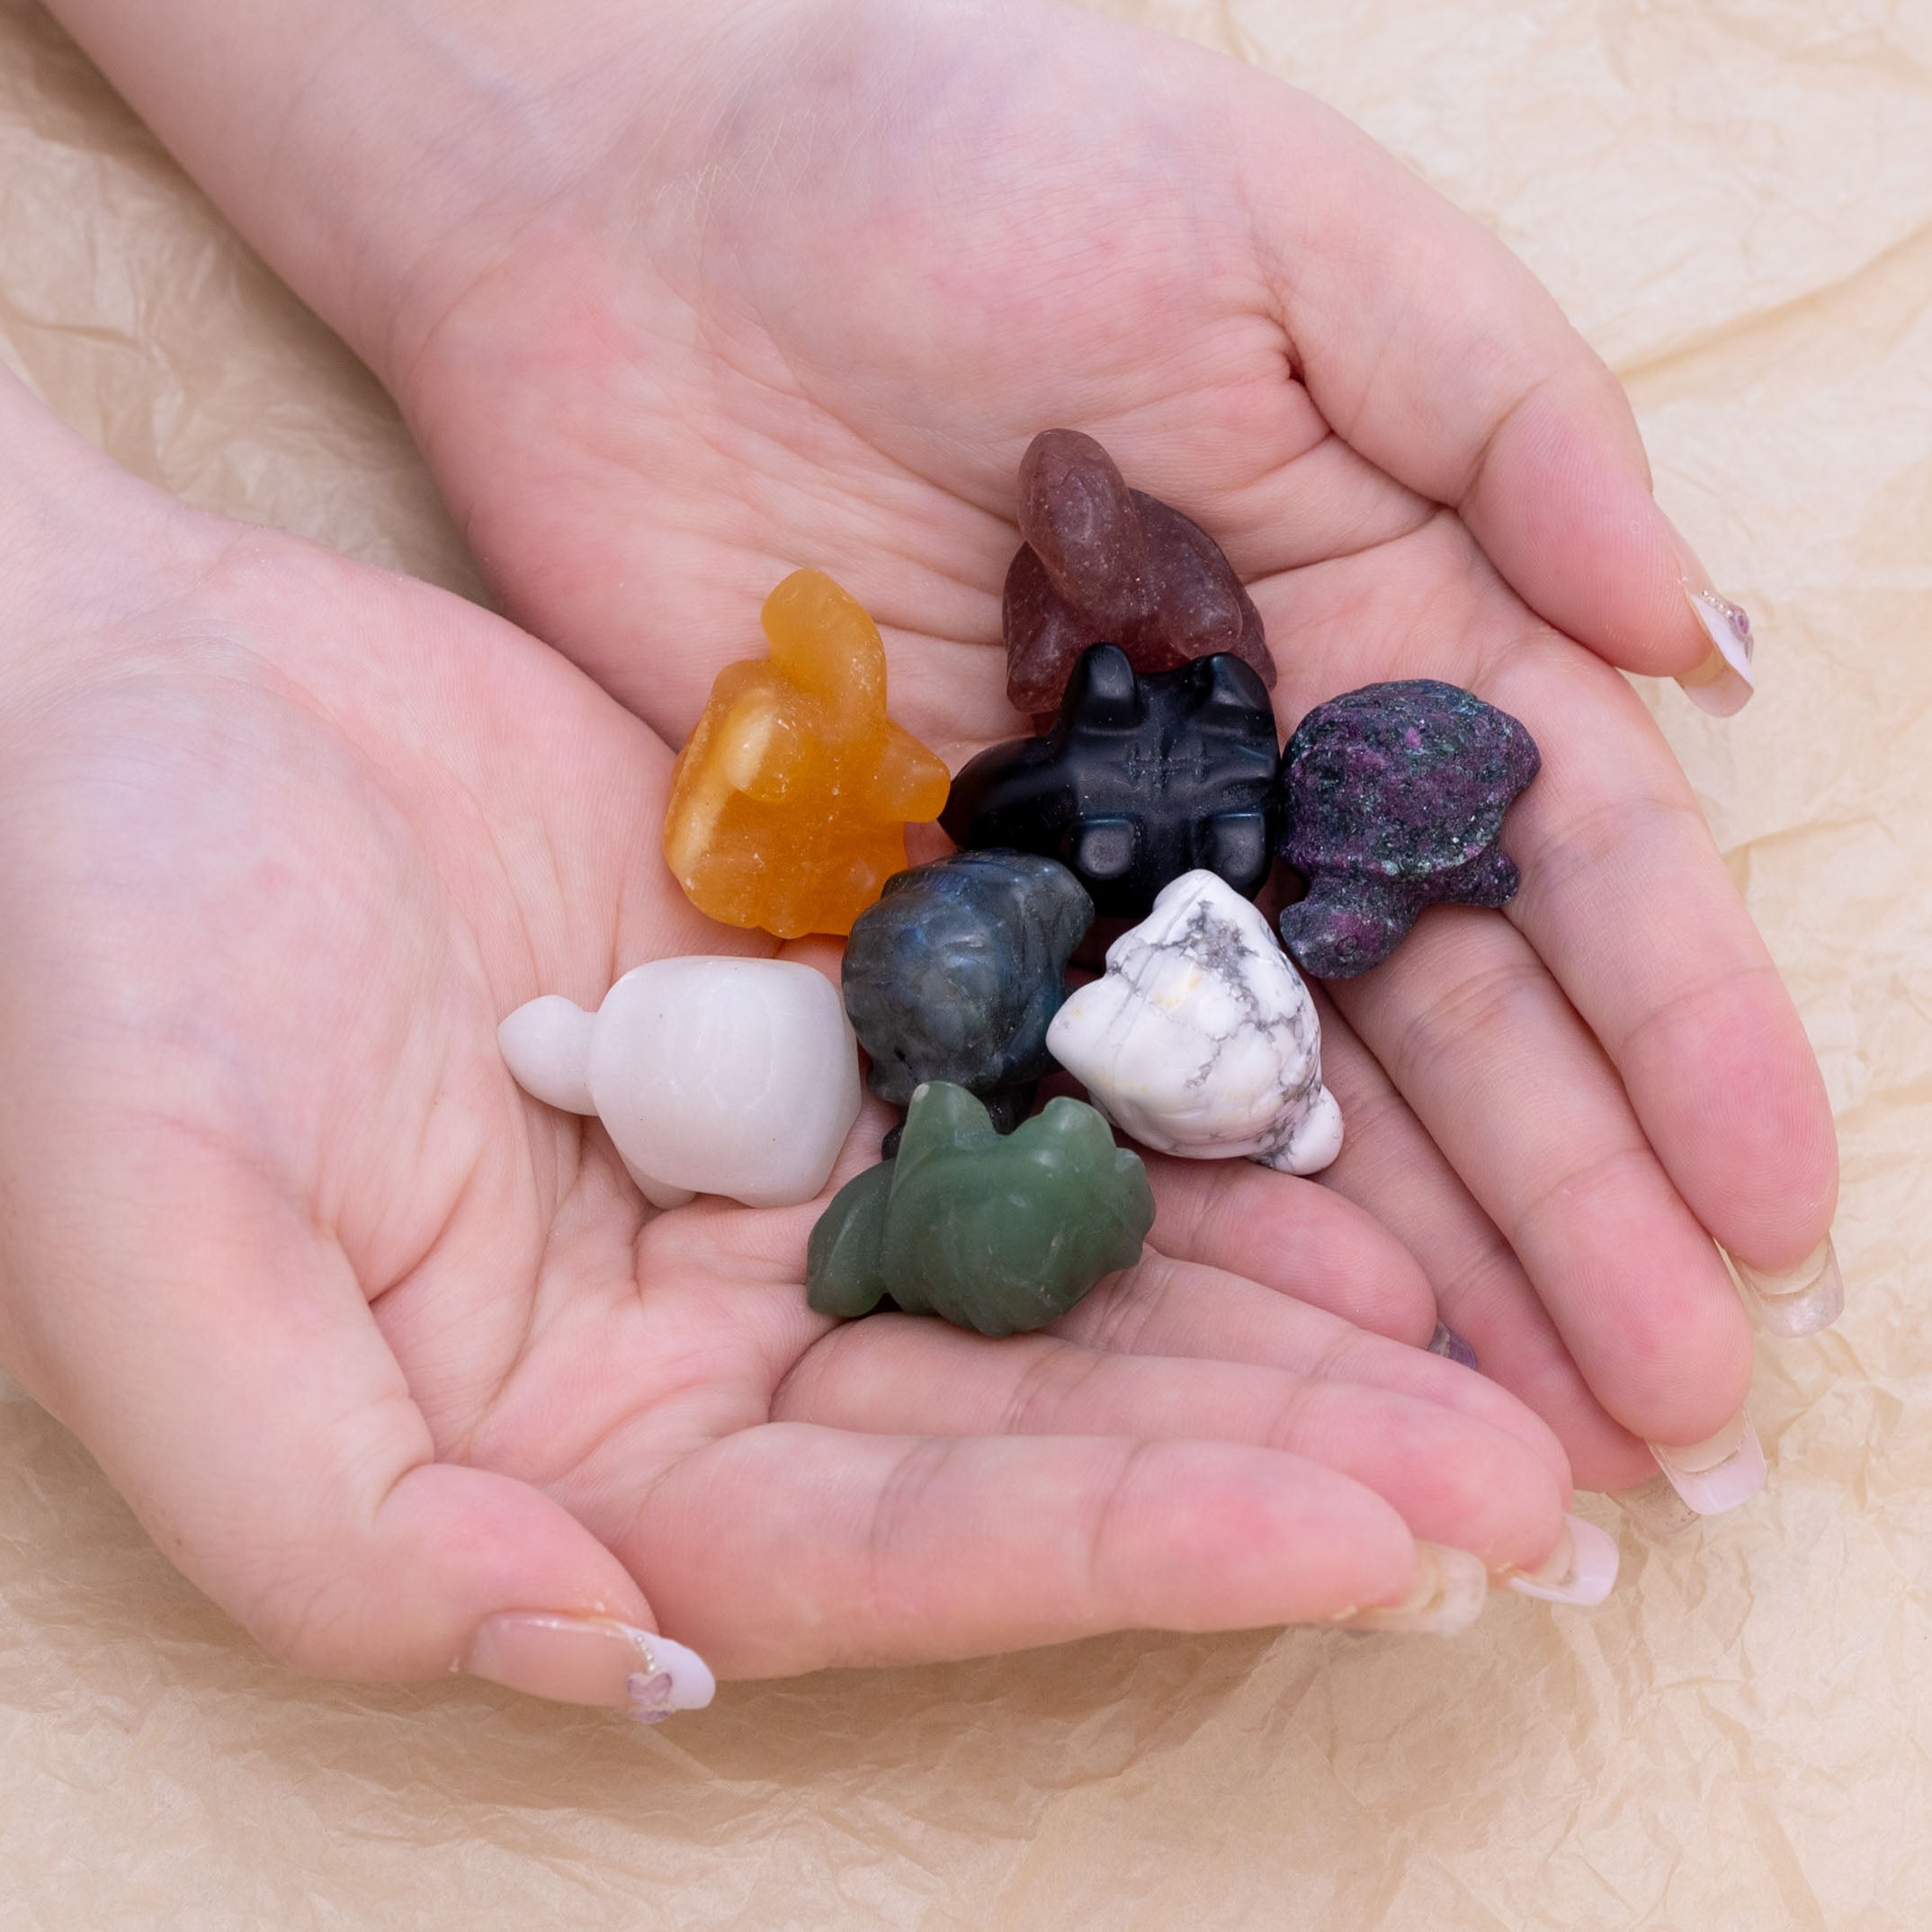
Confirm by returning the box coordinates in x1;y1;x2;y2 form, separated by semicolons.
0;371;216;685
0;371;124;631
40;0;771;396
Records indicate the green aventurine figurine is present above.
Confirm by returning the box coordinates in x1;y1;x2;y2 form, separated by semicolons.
807;1082;1155;1337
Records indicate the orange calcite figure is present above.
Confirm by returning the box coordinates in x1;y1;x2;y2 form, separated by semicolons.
664;570;952;938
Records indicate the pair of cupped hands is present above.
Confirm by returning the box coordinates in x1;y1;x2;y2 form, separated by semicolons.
0;0;1837;1721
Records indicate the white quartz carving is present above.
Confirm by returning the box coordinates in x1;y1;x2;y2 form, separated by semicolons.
498;958;861;1209
1045;871;1343;1175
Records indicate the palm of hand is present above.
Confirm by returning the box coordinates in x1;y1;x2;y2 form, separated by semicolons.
389;0;1838;1488
0;491;1575;1682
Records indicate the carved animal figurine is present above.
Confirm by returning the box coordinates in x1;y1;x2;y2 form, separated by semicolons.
1276;679;1541;977
805;1082;1154;1337
1003;427;1274;717
1048;871;1343;1174
499;957;860;1209
942;643;1280;918
841;850;1094;1140
662;568;951;938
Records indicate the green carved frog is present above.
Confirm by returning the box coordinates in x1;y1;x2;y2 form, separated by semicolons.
806;1081;1155;1337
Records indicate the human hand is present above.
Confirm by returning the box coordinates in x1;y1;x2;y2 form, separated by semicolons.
45;0;1838;1500
0;380;1592;1711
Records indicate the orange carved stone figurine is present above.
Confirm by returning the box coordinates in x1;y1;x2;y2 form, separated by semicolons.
663;569;952;938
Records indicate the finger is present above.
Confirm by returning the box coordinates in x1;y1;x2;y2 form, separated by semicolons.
1139;1152;1437;1346
0;1126;710;1721
1328;905;1755;1449
777;1314;1568;1570
1232;81;1723;683
1309;992;1655;1493
631;1422;1480;1677
1483;635;1840;1284
1248;532;1836;1339
1048;1250;1571;1483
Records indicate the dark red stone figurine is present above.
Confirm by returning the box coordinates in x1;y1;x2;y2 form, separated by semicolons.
1002;429;1275;718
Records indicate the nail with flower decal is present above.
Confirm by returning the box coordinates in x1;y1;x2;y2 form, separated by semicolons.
462;1612;715;1721
1677;588;1756;718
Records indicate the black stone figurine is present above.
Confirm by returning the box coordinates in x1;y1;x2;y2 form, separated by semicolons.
941;644;1280;918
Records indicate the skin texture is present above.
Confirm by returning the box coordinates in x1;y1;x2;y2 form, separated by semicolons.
26;0;1841;1647
0;380;1578;1688
372;0;1829;1477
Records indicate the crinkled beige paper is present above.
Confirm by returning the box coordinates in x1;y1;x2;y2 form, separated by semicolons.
2;0;1928;1925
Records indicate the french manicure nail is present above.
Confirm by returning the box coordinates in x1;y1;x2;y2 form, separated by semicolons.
1647;1409;1766;1516
1337;1543;1489;1635
462;1612;716;1721
1614;1471;1701;1535
1731;1235;1845;1338
1426;1322;1479;1372
1505;1513;1620;1606
1676;587;1757;718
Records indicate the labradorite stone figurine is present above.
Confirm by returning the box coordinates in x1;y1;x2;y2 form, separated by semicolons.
941;642;1280;918
841;851;1094;1135
1276;679;1541;978
806;1082;1155;1337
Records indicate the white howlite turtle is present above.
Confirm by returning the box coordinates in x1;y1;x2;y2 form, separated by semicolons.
498;958;861;1209
1046;871;1343;1175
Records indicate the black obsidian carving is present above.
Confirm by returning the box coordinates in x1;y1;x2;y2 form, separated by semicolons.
940;644;1280;918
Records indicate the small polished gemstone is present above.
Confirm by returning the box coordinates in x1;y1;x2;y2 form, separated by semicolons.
942;643;1280;918
842;851;1093;1131
1047;870;1342;1173
805;1082;1154;1337
662;569;950;938
497;958;861;1209
1004;428;1274;715
1276;679;1540;977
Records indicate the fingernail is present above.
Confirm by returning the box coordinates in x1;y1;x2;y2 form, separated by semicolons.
1614;1471;1701;1535
1647;1409;1766;1516
1504;1513;1620;1606
1731;1235;1845;1338
1337;1543;1489;1635
462;1612;716;1722
1676;587;1756;718
1426;1322;1479;1372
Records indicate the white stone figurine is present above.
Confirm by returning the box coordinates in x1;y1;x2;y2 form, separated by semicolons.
498;958;861;1209
1046;871;1344;1175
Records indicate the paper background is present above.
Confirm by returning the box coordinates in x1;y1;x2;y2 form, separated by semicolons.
2;0;1928;1924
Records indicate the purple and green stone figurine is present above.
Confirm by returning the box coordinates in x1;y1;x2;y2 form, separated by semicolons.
1276;679;1541;978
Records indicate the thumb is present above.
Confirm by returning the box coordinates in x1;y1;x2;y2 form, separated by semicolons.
1235;82;1754;712
1;1133;714;1724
